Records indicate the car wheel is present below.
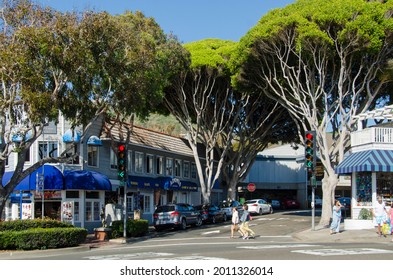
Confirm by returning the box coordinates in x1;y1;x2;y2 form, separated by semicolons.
223;213;227;222
258;208;263;215
180;218;187;230
195;216;202;227
154;226;163;232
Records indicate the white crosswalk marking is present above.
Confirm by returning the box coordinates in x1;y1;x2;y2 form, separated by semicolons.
85;252;174;260
238;244;319;250
292;248;393;256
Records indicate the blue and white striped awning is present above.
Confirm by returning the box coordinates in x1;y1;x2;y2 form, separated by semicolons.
335;150;393;174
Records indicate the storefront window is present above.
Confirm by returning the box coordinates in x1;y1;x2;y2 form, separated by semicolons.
85;200;100;222
356;172;372;206
85;201;92;221
74;201;79;221
377;173;393;206
144;195;151;213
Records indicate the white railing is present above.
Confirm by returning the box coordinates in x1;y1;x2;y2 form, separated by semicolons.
351;127;393;147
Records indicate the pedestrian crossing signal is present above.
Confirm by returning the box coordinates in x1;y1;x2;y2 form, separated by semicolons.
118;144;126;180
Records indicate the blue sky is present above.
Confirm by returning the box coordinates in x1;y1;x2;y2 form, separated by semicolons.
38;0;295;43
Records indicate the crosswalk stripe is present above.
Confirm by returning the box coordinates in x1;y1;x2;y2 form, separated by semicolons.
292;248;393;256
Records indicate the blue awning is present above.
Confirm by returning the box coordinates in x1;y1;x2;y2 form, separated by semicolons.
64;170;111;191
335;150;393;174
87;135;103;146
3;171;30;191
161;177;198;192
62;129;81;143
3;165;63;191
128;176;161;189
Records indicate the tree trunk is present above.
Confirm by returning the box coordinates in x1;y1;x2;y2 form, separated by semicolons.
320;172;339;226
227;180;237;201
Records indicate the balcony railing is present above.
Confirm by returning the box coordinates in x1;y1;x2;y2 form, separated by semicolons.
351;127;393;150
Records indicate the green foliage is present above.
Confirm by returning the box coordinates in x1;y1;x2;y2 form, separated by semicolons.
184;39;237;74
110;219;149;238
233;0;393;70
0;218;74;231
0;227;87;250
358;208;373;220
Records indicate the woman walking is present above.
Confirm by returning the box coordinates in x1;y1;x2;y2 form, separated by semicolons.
330;199;343;235
230;206;240;238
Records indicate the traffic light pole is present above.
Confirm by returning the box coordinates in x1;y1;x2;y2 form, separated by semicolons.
123;180;127;239
311;175;315;231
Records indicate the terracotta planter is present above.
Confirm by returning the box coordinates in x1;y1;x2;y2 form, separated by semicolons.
94;227;112;241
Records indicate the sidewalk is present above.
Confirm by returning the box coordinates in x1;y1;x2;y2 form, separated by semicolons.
292;225;393;243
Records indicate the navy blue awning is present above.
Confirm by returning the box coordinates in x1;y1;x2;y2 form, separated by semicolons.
128;176;161;189
3;165;63;191
64;170;111;191
161;177;198;192
335;150;393;174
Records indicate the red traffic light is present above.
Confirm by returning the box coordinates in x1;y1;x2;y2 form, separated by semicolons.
118;144;125;152
305;133;313;140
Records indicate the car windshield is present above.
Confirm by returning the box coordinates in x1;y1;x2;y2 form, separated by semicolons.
155;205;175;213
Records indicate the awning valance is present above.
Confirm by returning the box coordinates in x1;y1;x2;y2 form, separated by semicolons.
64;170;111;191
335;149;393;174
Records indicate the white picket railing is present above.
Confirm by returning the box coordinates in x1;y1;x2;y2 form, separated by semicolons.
351;127;393;147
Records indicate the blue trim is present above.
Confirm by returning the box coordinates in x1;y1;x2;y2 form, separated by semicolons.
335;150;393;174
64;170;111;191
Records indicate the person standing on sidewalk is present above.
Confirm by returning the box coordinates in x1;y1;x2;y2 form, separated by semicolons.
372;195;389;237
230;206;241;238
330;199;343;235
240;204;255;239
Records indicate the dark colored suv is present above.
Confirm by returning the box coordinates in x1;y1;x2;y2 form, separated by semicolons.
153;203;202;231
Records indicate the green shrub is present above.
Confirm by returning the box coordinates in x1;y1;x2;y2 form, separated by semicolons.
0;218;73;231
110;219;149;238
358;208;373;220
0;227;87;250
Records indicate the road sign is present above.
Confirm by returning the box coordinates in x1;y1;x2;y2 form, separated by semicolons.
247;183;256;192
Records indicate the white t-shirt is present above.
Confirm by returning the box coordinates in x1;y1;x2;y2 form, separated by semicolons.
374;201;386;217
232;210;239;224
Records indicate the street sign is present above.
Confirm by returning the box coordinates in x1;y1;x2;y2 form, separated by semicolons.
247;183;256;192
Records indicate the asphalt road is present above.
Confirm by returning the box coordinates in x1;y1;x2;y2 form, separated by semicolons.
3;209;393;260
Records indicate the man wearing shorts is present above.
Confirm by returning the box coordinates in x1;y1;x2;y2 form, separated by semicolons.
372;196;389;237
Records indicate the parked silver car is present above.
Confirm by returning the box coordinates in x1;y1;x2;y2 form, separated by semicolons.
153;203;202;231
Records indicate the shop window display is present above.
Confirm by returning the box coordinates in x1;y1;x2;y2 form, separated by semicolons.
356;172;372;206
